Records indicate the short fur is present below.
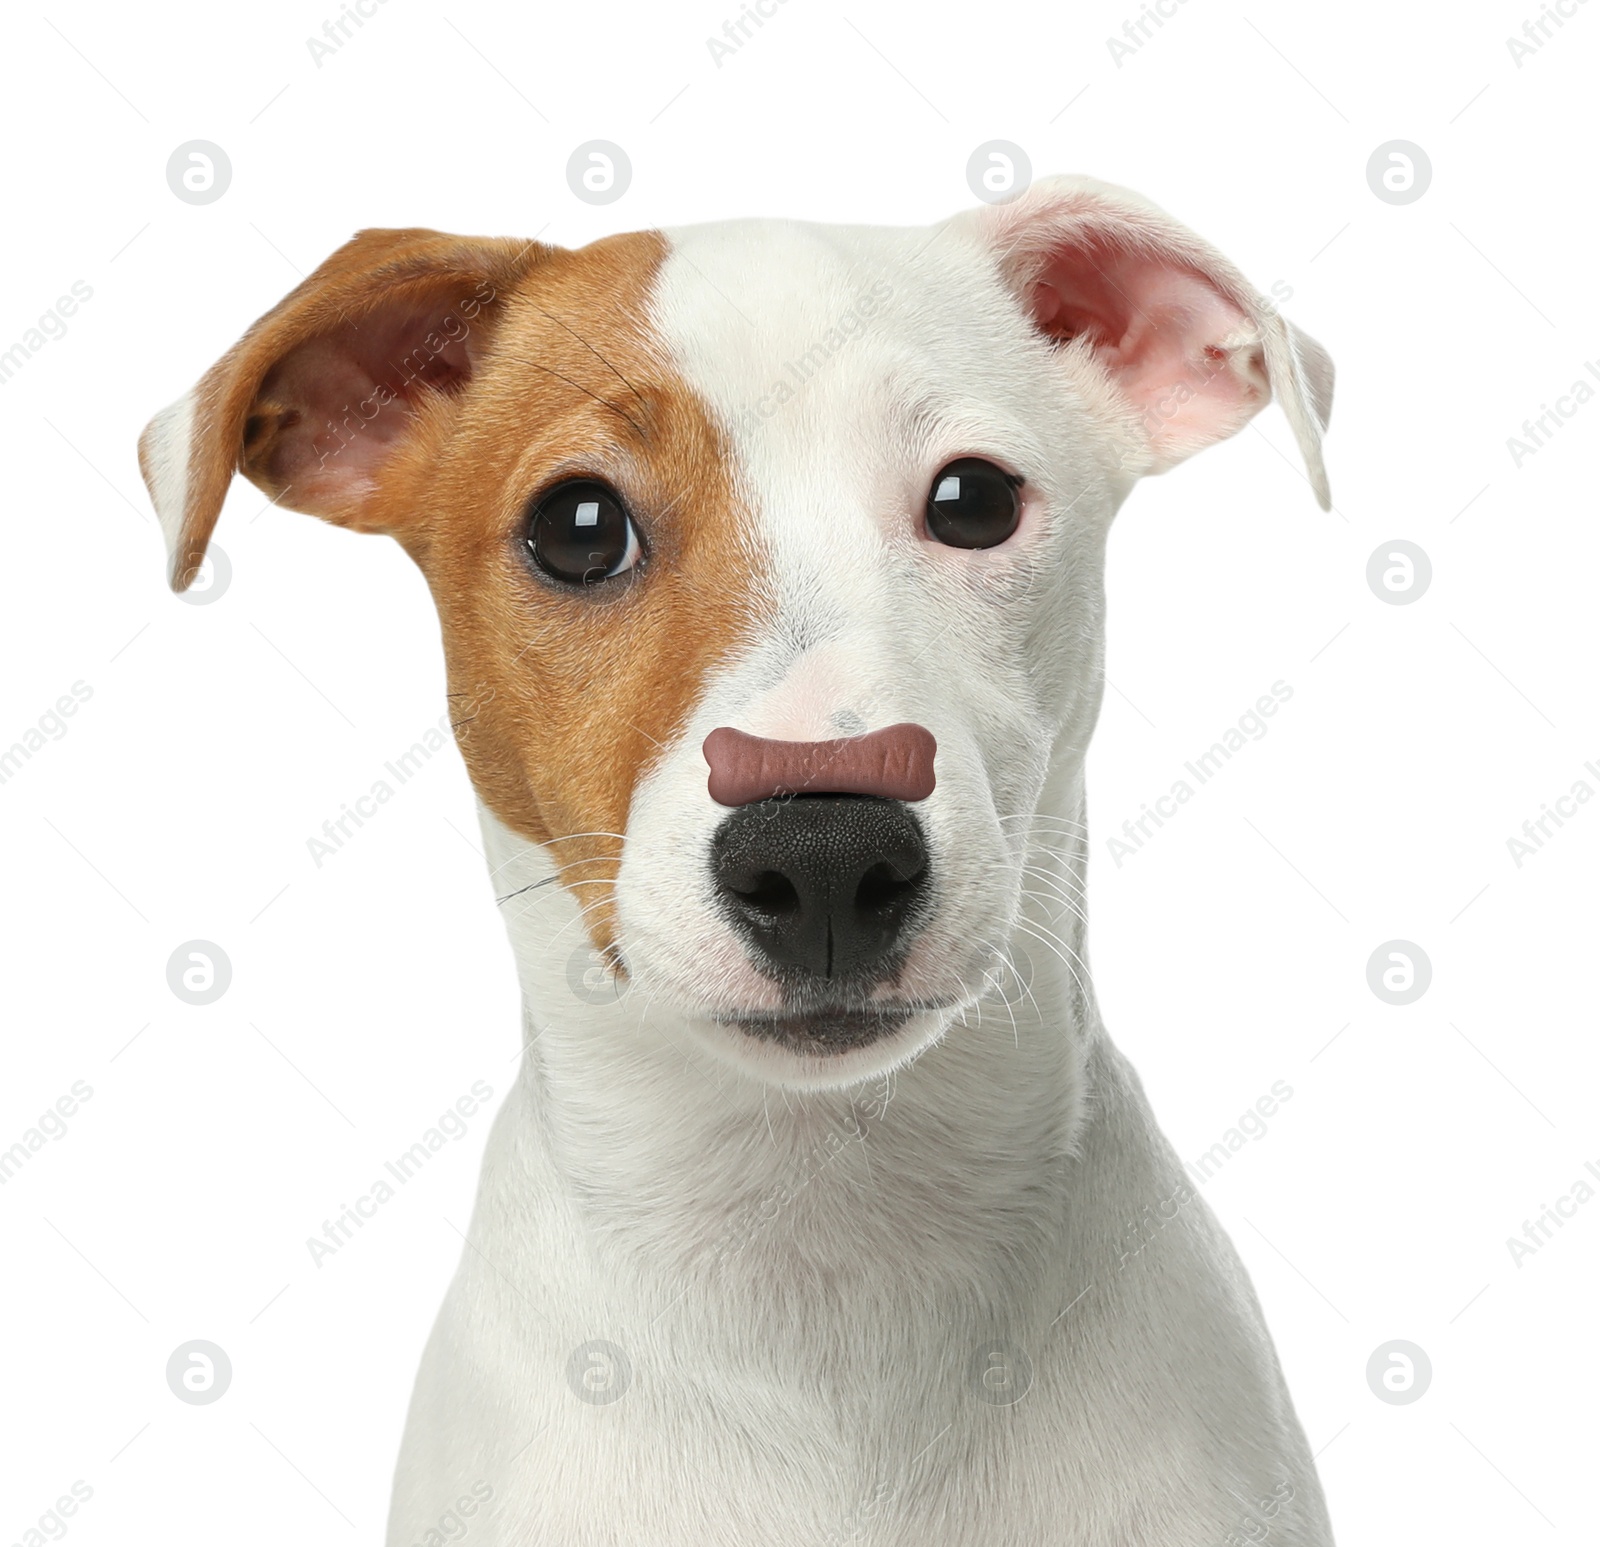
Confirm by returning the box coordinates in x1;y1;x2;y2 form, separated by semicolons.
139;175;1335;1546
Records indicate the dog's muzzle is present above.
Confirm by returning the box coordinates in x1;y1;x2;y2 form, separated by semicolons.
703;725;937;1047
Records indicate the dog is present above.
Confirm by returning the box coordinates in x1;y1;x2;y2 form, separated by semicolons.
139;174;1335;1546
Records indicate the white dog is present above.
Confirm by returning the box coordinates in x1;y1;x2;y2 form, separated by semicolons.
140;174;1335;1545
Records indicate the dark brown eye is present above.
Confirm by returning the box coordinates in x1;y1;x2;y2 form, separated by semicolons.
925;458;1022;549
525;479;641;585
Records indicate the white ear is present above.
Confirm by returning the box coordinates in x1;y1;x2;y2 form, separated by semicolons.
968;175;1334;508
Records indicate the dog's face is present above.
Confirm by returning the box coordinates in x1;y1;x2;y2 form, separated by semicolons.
141;177;1331;1090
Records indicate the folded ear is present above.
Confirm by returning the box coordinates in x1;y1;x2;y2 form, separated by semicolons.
968;175;1334;508
138;228;549;590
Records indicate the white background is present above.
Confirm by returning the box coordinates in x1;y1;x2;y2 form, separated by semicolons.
1;0;1595;1541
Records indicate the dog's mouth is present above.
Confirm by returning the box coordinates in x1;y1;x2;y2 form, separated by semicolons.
711;1002;943;1054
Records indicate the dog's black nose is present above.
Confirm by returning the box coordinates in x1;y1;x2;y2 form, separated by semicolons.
710;796;930;988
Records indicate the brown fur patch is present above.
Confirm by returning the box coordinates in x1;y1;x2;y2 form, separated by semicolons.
387;234;762;956
142;229;765;956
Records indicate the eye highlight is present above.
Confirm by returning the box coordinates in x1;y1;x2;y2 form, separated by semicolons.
525;479;641;585
925;458;1022;550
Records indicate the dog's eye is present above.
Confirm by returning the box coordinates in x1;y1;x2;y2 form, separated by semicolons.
925;459;1022;550
525;480;641;585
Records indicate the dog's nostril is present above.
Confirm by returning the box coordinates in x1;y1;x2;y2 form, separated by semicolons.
855;857;922;913
730;870;801;917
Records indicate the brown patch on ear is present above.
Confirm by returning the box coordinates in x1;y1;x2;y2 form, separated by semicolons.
383;231;767;961
142;224;766;960
138;228;553;589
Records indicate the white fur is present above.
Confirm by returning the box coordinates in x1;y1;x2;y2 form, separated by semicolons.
386;184;1334;1545
141;390;196;567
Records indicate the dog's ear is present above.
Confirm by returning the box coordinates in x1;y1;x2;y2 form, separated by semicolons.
138;228;549;590
968;175;1334;507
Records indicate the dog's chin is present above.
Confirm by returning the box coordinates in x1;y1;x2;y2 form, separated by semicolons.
689;1003;956;1090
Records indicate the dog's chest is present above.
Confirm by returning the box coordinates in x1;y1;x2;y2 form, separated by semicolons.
428;1341;1297;1547
398;1223;1309;1547
389;1046;1326;1546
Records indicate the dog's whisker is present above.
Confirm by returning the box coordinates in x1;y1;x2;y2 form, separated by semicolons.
504;876;619;938
1018;886;1089;931
529;305;653;422
1019;867;1090;916
1010;915;1095;1008
502;354;649;440
494;855;622;905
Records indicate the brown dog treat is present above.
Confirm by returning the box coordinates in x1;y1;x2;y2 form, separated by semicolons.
703;723;937;806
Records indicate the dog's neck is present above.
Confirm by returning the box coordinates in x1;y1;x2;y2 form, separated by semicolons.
475;758;1098;1314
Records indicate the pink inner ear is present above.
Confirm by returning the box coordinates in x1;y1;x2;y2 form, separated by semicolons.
1028;235;1267;461
251;301;478;513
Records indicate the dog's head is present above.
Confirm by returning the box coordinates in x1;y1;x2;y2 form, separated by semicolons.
140;176;1331;1089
